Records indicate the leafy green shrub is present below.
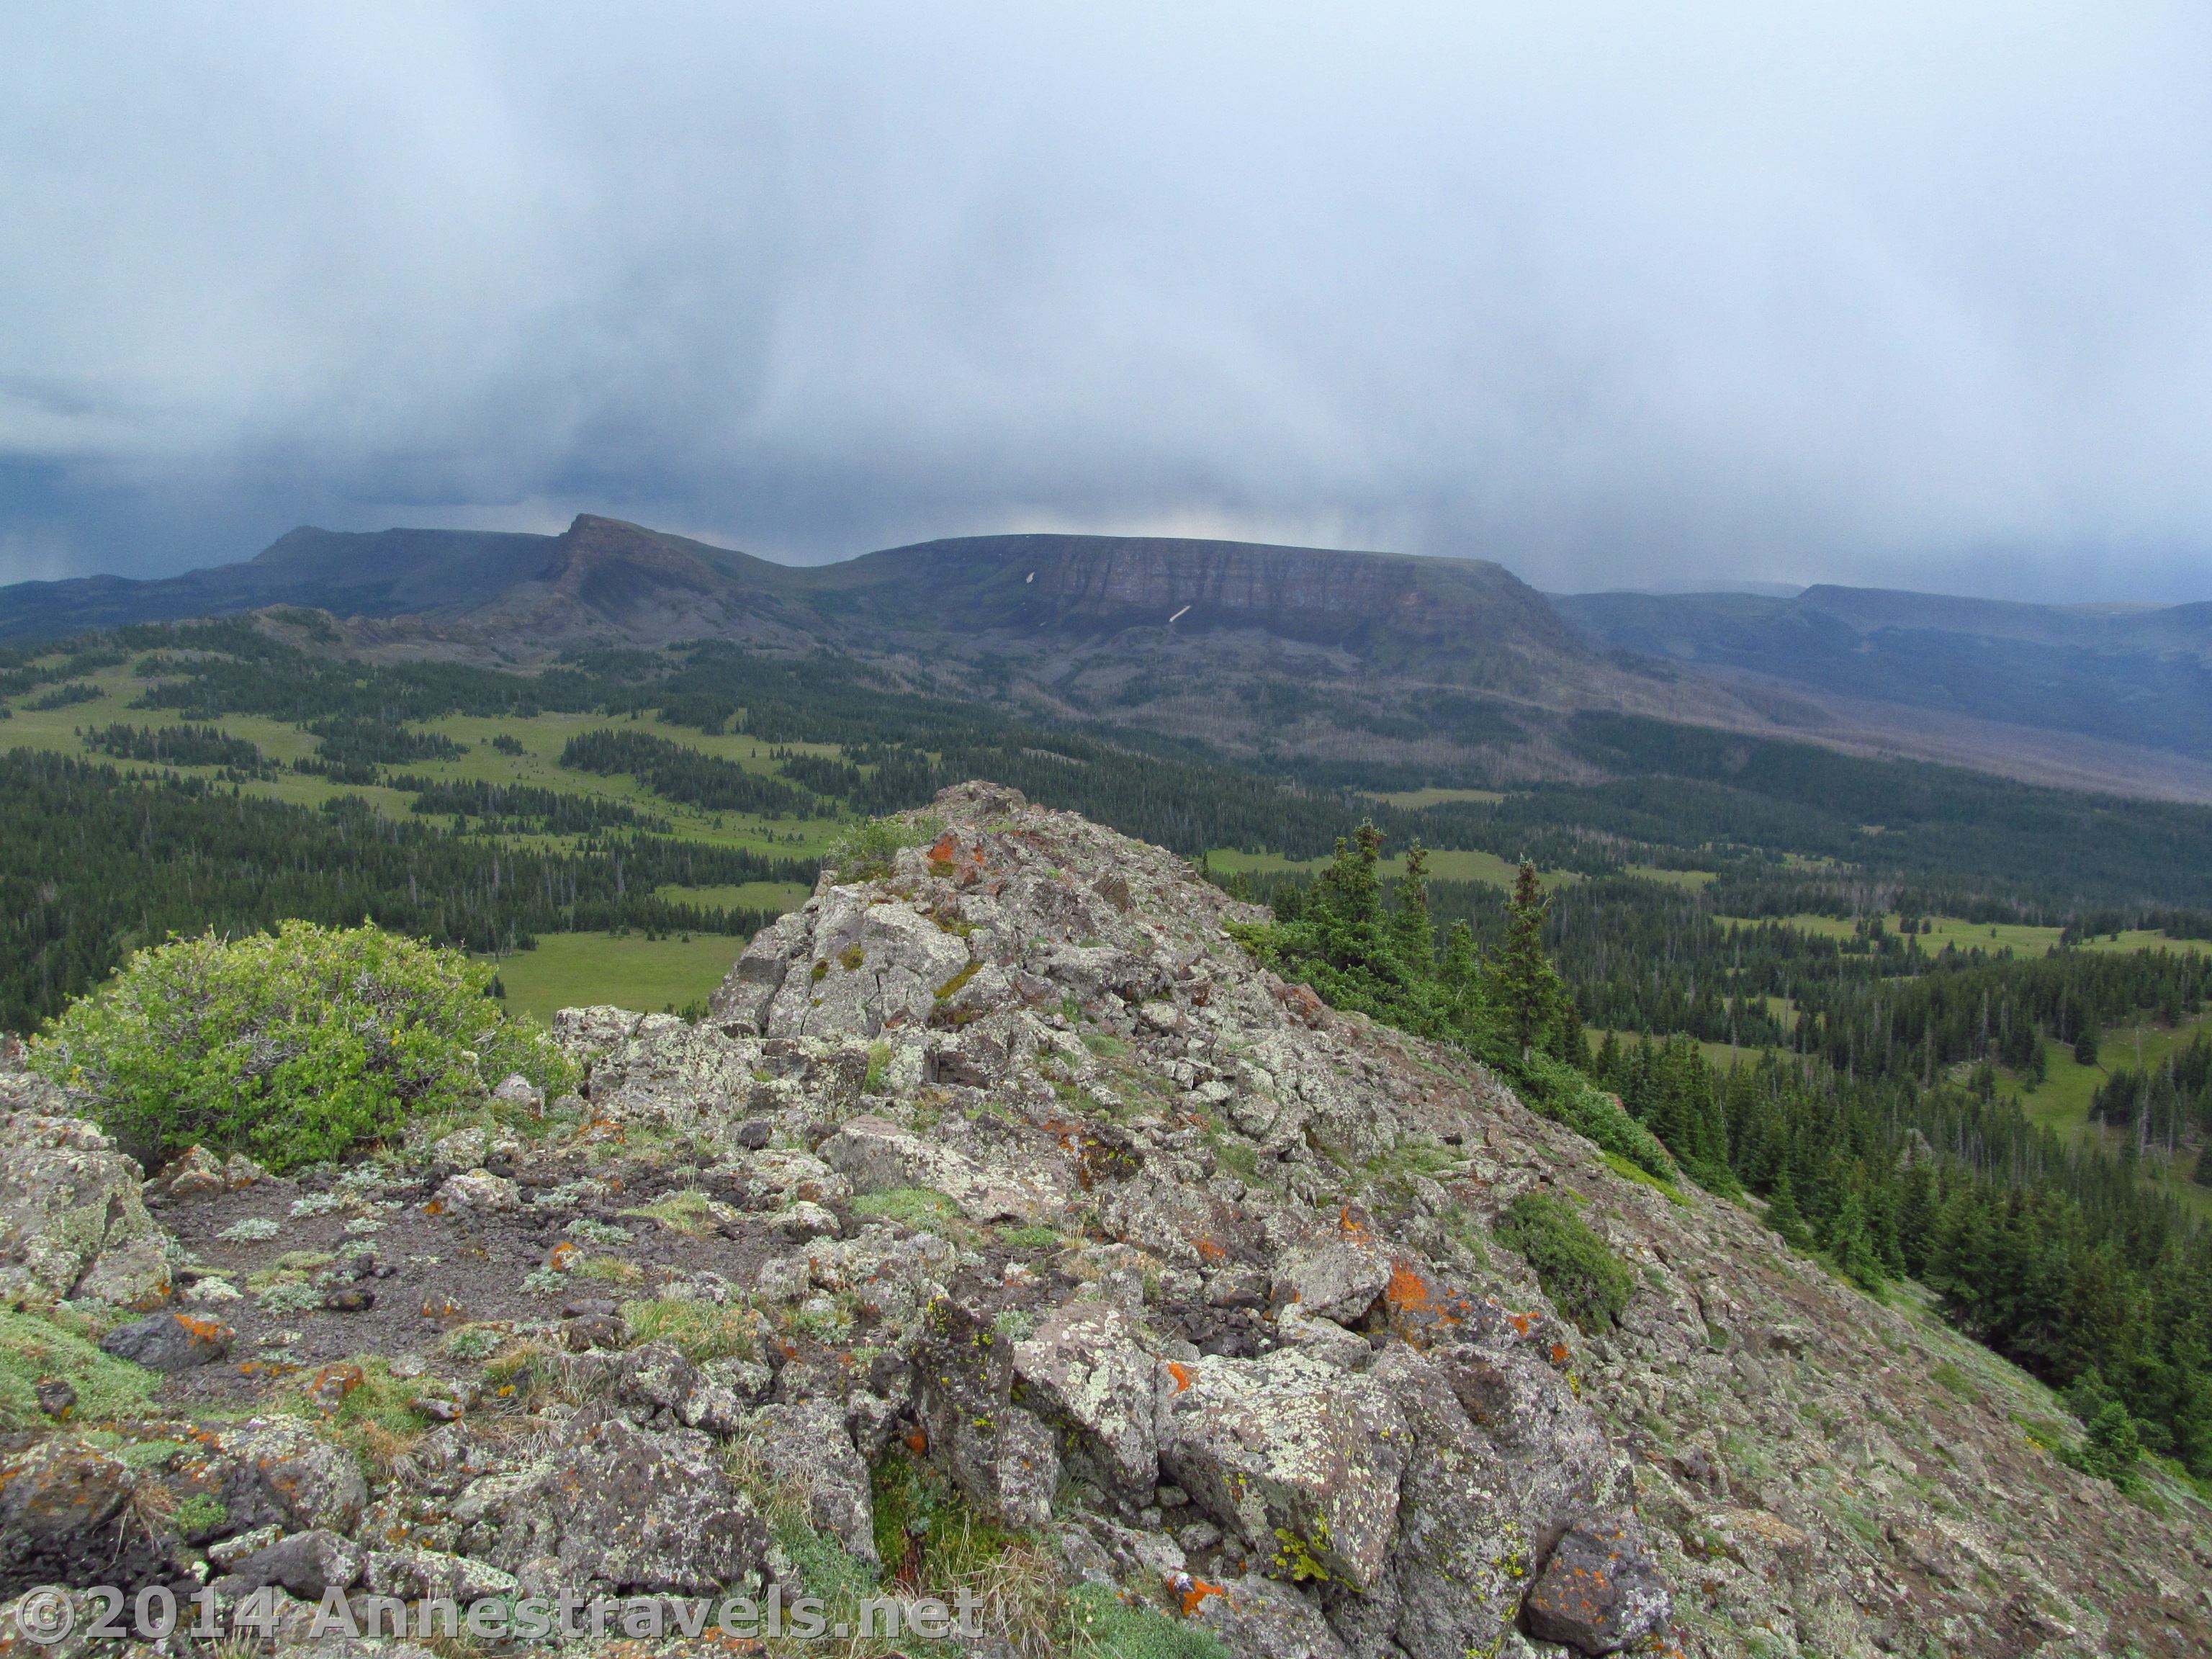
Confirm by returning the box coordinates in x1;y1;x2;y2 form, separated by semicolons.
1494;1191;1635;1335
30;920;575;1172
0;1309;159;1429
825;812;943;881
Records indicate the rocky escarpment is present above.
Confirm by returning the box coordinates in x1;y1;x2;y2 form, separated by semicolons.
1;783;2208;1658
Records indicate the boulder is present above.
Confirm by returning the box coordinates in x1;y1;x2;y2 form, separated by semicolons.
914;1296;1061;1528
99;1310;234;1372
227;1528;366;1601
759;891;974;1039
207;1419;369;1537
1272;1239;1395;1325
0;1106;173;1310
362;1546;520;1604
709;909;813;1035
431;1170;520;1214
1160;1349;1408;1594
820;1115;1053;1223
1012;1299;1164;1496
1519;1514;1672;1655
1190;1570;1352;1659
147;1145;268;1200
745;1398;879;1568
480;1416;769;1595
0;1435;181;1598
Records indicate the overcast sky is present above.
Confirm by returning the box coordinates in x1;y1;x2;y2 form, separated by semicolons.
3;4;2209;600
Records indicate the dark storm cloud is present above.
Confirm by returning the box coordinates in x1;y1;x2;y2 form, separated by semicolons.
3;3;2209;598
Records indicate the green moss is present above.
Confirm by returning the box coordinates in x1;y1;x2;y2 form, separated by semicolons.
999;1225;1064;1253
935;959;981;1001
838;943;867;971
171;1493;230;1542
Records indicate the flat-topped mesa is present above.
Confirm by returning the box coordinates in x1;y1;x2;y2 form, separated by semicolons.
542;780;2211;1656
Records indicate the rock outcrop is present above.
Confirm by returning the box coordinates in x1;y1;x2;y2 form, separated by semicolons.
1;782;2207;1658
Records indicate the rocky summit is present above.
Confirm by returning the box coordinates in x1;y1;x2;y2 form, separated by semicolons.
2;783;2208;1658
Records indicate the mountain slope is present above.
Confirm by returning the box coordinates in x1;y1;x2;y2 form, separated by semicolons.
1555;585;2212;758
0;526;557;639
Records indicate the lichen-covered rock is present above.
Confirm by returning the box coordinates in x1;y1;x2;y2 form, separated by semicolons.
1519;1513;1672;1655
431;1169;520;1214
754;888;974;1040
1161;1348;1408;1593
820;1114;1057;1223
99;1309;233;1372
1013;1298;1164;1496
744;1398;878;1568
1190;1570;1354;1659
205;1418;369;1537
478;1416;768;1595
146;1144;268;1200
225;1528;366;1601
0;1435;181;1599
914;1295;1061;1528
0;1105;172;1310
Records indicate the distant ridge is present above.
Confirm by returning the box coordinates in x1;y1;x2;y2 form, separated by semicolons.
9;513;2212;797
1553;585;2212;757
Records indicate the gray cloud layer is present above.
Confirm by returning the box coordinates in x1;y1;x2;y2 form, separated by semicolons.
3;3;2208;598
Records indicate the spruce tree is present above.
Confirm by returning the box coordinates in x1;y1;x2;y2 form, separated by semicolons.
1486;860;1563;1063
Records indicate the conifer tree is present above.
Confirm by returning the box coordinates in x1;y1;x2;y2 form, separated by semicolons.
1487;860;1565;1063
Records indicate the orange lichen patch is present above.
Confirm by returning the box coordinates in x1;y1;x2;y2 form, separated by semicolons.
1336;1205;1375;1244
421;1198;447;1216
1550;1341;1572;1367
1166;1361;1195;1393
1510;1311;1533;1336
1179;1579;1226;1617
174;1313;231;1342
904;1427;930;1455
547;1241;580;1272
305;1363;365;1413
1193;1236;1231;1264
927;833;960;866
1384;1259;1436;1315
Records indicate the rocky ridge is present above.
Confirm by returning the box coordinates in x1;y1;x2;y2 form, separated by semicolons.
0;782;2207;1657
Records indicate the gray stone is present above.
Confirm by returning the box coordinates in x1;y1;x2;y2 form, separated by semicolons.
210;1418;369;1536
1519;1513;1672;1655
745;1398;878;1567
99;1309;234;1372
230;1528;367;1601
1159;1349;1408;1594
1012;1298;1164;1495
0;1105;172;1309
480;1416;768;1594
1189;1570;1352;1659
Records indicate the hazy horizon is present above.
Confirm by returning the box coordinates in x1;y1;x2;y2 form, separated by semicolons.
5;5;2210;603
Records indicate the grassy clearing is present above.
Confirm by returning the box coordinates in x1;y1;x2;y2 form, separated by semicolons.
487;931;746;1021
654;880;814;912
1365;786;1505;808
1717;909;2210;958
0;667;850;862
2003;1012;2212;1220
1207;845;1571;890
1623;865;1717;889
